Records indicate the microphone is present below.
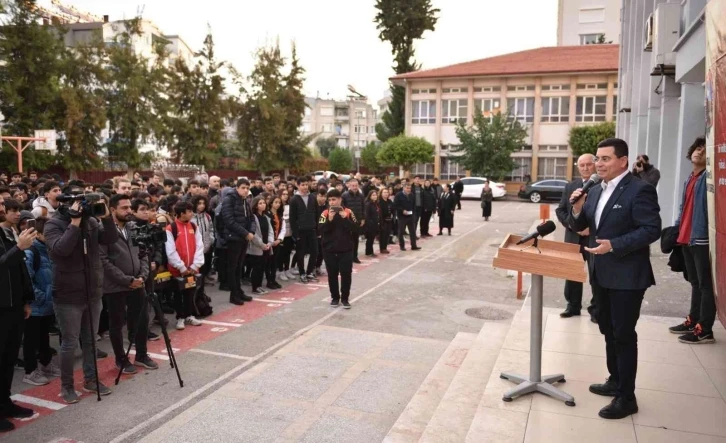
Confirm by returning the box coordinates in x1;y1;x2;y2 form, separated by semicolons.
569;173;602;205
516;220;556;245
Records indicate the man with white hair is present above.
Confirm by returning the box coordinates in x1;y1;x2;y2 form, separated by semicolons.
555;153;597;320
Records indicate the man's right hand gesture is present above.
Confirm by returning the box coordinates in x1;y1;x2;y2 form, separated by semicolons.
246;233;254;241
570;188;587;214
17;228;37;250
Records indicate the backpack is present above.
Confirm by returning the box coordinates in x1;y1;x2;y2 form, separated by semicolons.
193;284;213;318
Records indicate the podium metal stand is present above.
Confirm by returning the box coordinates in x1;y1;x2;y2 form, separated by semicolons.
493;234;587;406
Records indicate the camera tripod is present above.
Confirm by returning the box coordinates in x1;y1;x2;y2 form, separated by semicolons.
114;245;183;388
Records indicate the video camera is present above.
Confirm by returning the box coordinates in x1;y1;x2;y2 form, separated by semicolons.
129;222;168;250
57;193;107;217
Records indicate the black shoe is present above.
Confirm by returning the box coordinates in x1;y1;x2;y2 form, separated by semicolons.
330;300;339;307
48;325;60;336
437;232;443;236
589;377;618;397
411;247;421;250
669;316;695;334
241;294;254;302
306;273;319;282
2;401;34;419
365;253;377;258
96;348;108;359
448;232;451;236
0;418;14;433
229;297;245;306
678;324;715;344
591;316;598;324
147;332;160;341
342;301;351;309
598;396;638;419
49;347;58;356
353;258;362;264
559;309;581;318
299;275;309;284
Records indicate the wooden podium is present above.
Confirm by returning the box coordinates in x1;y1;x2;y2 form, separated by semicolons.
493;234;587;406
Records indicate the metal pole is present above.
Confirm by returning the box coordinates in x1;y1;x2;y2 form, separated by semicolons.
17;139;23;173
529;274;543;382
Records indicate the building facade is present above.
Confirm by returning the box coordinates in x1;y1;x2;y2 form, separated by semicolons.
390;45;619;185
302;97;379;153
557;0;623;45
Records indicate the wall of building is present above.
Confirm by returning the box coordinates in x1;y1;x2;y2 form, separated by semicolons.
558;0;622;45
302;97;379;154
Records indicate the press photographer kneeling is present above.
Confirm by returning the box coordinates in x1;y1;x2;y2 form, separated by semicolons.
100;195;158;375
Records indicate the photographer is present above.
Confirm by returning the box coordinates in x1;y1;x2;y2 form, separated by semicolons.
318;189;357;309
100;195;158;375
632;154;661;188
44;194;117;404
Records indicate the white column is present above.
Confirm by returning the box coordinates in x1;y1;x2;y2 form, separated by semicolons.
656;77;682;225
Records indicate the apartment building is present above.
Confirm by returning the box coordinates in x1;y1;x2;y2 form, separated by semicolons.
557;0;623;45
390;44;619;183
303;97;379;152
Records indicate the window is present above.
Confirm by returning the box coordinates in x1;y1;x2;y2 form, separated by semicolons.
369;126;376;134
412;163;435;179
301;123;311;133
579;33;604;45
576;96;607;122
442;87;468;93
412;88;436;94
537;157;568;180
335;108;348;117
440;158;466;181
613;95;618;121
507;97;535;123
442;99;468;124
354;110;366;118
577;83;608;90
473;86;501;93
541;84;571;91
353;139;366;148
354;125;366;133
321;124;333;133
541;97;570;122
507;85;535;92
540;145;569;152
506;157;532;182
411;100;436;124
320;106;334;116
337;139;349;148
474;98;501;118
304;107;312;116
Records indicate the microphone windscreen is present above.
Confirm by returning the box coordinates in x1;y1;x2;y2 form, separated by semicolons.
589;173;602;184
536;220;557;237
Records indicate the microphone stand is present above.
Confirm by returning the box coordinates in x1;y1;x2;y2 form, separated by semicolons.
520;237;542;254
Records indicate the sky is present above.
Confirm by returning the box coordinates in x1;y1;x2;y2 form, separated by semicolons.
48;0;558;105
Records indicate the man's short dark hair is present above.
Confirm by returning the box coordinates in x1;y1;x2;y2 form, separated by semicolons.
11;173;22;178
264;177;273;183
200;181;209;189
131;199;149;211
43;181;60;195
4;198;20;212
188;179;200;187
163;179;175;187
597;138;629;158
297;176;310;185
413;175;421;179
327;189;342;198
317;188;328;197
236;178;250;188
433;177;439;181
272;173;281;179
639;154;650;163
171;185;182;194
110;193;130;209
173;201;193;216
687;137;706;160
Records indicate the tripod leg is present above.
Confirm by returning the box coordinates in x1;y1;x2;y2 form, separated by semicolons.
150;292;184;387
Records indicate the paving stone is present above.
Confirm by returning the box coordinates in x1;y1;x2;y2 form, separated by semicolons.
378;339;449;366
299;411;389;443
333;364;428;415
301;328;382;357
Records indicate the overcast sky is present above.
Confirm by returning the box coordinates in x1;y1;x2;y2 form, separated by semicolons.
51;0;558;104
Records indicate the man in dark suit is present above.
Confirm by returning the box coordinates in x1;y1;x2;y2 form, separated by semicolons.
568;138;661;420
555;154;596;319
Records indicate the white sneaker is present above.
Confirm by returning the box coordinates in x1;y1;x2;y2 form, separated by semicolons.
278;271;288;282
290;268;300;276
40;362;61;378
185;316;202;326
176;319;185;330
23;369;50;386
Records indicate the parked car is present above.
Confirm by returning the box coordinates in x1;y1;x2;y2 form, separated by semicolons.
518;180;569;203
455;177;507;200
311;170;338;181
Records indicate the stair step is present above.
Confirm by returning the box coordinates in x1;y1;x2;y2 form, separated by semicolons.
418;322;510;443
383;332;478;443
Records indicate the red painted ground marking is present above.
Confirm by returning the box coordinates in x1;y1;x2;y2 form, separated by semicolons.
7;236;415;432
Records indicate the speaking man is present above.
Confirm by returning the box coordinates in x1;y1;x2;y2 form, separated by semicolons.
568;138;661;420
555;154;596;320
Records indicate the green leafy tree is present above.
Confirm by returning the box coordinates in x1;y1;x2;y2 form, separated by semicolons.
315;136;337;158
568;121;616;157
377;135;433;174
452;112;528;181
374;0;439;142
277;44;312;175
360;142;383;173
328;148;353;173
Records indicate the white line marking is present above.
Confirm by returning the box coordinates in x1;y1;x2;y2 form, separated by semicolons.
110;221;487;443
198;320;243;328
10;394;66;411
129;350;170;361
187;349;251;360
251;298;292;304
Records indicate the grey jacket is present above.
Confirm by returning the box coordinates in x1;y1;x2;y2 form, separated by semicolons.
99;221;149;295
247;215;274;256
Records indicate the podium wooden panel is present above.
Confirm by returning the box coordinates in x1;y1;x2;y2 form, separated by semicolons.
492;233;586;407
493;234;587;283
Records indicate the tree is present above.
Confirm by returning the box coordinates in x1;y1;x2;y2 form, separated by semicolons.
377;135;433;174
277;44;312;175
360;142;383;173
315;136;337;158
328;148;353;173
374;0;439;142
568;121;616;157
452;112;528;181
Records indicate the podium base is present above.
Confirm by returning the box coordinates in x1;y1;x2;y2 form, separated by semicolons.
500;372;575;406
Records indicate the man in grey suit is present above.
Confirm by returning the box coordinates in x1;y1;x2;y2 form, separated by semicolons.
555;154;596;319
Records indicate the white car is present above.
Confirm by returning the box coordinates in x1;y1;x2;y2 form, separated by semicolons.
456;177;507;199
311;170;339;182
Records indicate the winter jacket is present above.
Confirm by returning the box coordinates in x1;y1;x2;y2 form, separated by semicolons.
0;228;34;309
634;165;661;188
393;191;415;217
164;219;205;277
674;171;708;245
289;192;318;237
221;190;254;243
213;187;233;249
31;197;58;219
364;201;380;233
422;187;437;211
379;199;394;223
342;190;365;222
99;221;150;295
453;181;464;195
25;240;55;317
44;211;119;304
318;208;358;253
247;214;275;256
192;212;215;253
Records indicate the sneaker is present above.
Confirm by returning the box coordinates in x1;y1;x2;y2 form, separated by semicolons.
60;386;80;404
330;300;340;307
299;275;308;284
253;287;266;295
116;359;137;374
342;301;351;309
306;273;319;282
82;379;111;396
148;331;161;341
96;348;108;359
23;369;50;386
185;316;202;326
40;361;61;378
678;324;716;344
1;401;33;418
669;315;695;334
278;271;288;281
285;270;296;279
176;318;186;330
134;354;159;370
290;268;300;276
